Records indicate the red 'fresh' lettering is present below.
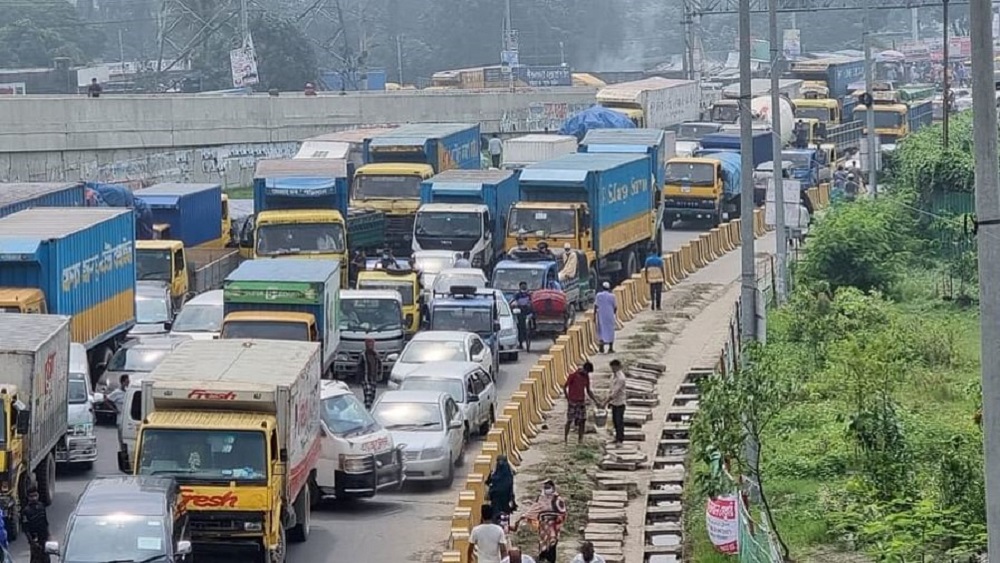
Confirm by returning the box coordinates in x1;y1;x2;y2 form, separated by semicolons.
179;488;238;509
187;389;237;400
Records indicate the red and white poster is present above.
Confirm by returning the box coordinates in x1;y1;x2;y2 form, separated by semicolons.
706;495;739;555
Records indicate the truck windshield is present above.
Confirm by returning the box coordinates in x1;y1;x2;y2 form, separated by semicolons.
507;208;575;236
871;110;904;128
782;153;812;168
415;211;483;239
492;268;546;291
354;175;423;199
665;162;716;186
340;298;403;332
108;348;171;372
221;320;310;341
136;249;171;282
171;303;223;333
136;295;171;324
256;222;346;256
321;393;378;437
712;105;739;123
138;428;267;482
64;514;168;563
431;306;492;334
677;124;720;140
794;107;834;122
357;281;415;306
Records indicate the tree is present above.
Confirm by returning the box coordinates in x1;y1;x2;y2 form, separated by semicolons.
0;0;105;67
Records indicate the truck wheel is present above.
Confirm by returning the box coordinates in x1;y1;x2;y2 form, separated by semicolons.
288;485;311;543
269;527;287;563
36;452;55;506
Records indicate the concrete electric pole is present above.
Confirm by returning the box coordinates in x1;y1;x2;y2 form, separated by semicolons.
970;0;1000;558
863;0;878;196
943;0;951;148
738;0;757;346
769;0;788;304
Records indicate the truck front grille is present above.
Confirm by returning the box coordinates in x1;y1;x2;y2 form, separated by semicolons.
665;199;716;209
189;511;263;535
375;451;397;467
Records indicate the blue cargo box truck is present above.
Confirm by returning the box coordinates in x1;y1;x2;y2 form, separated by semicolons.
579;128;669;190
363;123;482;171
0;182;86;219
222;259;341;376
134;183;222;247
415;169;519;265
696;131;773;168
0;207;136;372
515;152;654;282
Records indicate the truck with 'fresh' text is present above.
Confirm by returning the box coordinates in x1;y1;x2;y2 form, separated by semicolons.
133;338;322;561
413;168;519;271
353;123;481;256
663;151;743;228
0;182;86;219
508;152;656;284
0;314;70;539
252;158;385;287
597;77;701;130
222;259;341;377
0;208;136;374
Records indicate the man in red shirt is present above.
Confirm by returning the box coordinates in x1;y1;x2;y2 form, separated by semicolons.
563;362;600;444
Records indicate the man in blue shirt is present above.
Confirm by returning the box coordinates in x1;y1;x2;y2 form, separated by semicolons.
643;245;665;311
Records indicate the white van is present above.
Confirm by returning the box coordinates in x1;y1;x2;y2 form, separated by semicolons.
115;372;155;473
56;344;98;467
169;290;224;340
314;380;405;500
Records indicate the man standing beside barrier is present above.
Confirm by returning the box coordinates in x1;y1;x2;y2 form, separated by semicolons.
606;360;627;445
595;282;617;353
643;246;665;311
563;362;599;444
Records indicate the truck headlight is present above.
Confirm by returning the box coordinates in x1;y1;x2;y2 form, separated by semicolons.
339;454;369;473
336;353;350;362
243;522;263;532
421;448;446;460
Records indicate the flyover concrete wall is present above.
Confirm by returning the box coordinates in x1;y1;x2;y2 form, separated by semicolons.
0;88;597;187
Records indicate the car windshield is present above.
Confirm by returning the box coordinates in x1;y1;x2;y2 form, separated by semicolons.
256;222;346;256
63;513;168;563
665;162;716;185
399;378;466;403
340;298;403;332
135;249;171;282
108;347;170;372
677;124;719;140
400;340;466;363
357;280;415;306
136;295;171;324
322;393;378;437
68;378;89;404
171;303;223;333
415;211;482;239
137;429;267;482
431;306;492;334
493;267;545;291
221;320;309;341
782;153;812;168
507;208;575;236
433;274;486;294
373;402;443;431
354;175;423;199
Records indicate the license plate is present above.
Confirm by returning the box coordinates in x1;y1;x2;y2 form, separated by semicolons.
681;185;691;193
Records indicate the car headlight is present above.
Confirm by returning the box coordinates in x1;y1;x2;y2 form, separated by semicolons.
421;447;446;460
339;454;369;473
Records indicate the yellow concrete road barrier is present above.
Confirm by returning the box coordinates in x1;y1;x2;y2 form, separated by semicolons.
518;380;546;422
807;187;820;211
441;550;463;563
551;345;569;386
480;440;500;464
496;416;523;465
699;233;716;262
662;253;679;285
503;404;531;450
624;280;640;316
731;219;743;245
555;335;577;372
719;224;736;252
458;489;478;514
679;244;693;273
691;239;707;268
712;227;726;256
511;392;539;438
582;311;600;355
631;273;649;308
473;455;494;479
448;529;470;562
753;209;765;236
486;426;514;465
527;369;552;411
613;286;629;323
670;252;686;281
452;506;472;532
568;325;587;367
819;183;830;208
540;355;560;397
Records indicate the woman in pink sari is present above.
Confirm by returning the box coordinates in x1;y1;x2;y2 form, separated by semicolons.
513;479;568;563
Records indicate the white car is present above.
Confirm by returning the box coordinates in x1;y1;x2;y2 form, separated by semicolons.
372;390;466;486
485;288;519;362
388;331;495;387
432;268;488;296
56;344;98;467
315;381;404;500
169;290;224;340
397;361;498;437
413;250;458;296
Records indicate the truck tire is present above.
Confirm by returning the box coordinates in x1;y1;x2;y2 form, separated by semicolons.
288;485;311;543
269;527;287;563
36;452;55;506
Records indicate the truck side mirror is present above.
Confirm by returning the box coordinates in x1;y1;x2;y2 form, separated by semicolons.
117;450;132;474
176;540;193;556
15;409;30;435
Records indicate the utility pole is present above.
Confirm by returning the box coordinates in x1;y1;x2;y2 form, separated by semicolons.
912;7;920;42
943;0;951;148
396;35;404;85
863;0;878;196
769;0;788;303
971;0;1000;557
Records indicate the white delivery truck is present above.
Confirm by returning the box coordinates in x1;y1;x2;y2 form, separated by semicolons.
0;314;70;539
501;134;578;170
597;77;701;129
132;339;322;561
314;380;404;500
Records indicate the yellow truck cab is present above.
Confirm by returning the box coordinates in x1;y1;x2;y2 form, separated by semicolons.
135;240;241;309
504;202;596;267
0;288;47;313
356;268;421;336
352;163;434;254
220;311;318;342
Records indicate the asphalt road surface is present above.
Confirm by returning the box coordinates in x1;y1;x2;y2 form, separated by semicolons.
12;221;712;563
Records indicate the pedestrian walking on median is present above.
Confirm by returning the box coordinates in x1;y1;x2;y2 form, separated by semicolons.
643;245;665;311
489;134;504;168
570;541;607;563
606;360;628;445
514;479;567;563
486;454;517;522
469;504;508;563
595;282;617;353
563;361;599;444
359;339;381;409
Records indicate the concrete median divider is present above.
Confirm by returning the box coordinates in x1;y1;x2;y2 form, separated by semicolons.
441;214;773;562
819;183;830;208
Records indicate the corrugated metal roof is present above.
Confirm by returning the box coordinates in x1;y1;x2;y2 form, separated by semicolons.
429;169;515;183
0;313;70;352
0;183;80;207
0;208;131;237
153;339;319;386
226;258;338;283
136;183;221;196
582;128;664;147
255;158;348;178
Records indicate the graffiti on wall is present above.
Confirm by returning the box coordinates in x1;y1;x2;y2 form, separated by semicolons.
497;101;591;133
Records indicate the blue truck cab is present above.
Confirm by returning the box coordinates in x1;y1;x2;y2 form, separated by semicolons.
426;286;501;367
781;149;826;189
491;249;588;311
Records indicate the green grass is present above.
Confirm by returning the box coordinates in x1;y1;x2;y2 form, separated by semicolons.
225;186;253;199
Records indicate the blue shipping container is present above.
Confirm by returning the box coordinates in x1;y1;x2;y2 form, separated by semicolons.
579;128;668;191
134;183;222;247
253;159;351;214
697;132;773;168
365;123;481;172
828;60;866;99
0;182;86;219
0;208;136;347
519;153;653;255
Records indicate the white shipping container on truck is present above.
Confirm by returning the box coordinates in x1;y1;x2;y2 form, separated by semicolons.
662;130;678;160
501;135;578;169
0;314;70;508
596;77;701;130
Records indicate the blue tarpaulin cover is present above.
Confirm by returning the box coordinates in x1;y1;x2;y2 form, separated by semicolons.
84;182;155;240
558;105;635;141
